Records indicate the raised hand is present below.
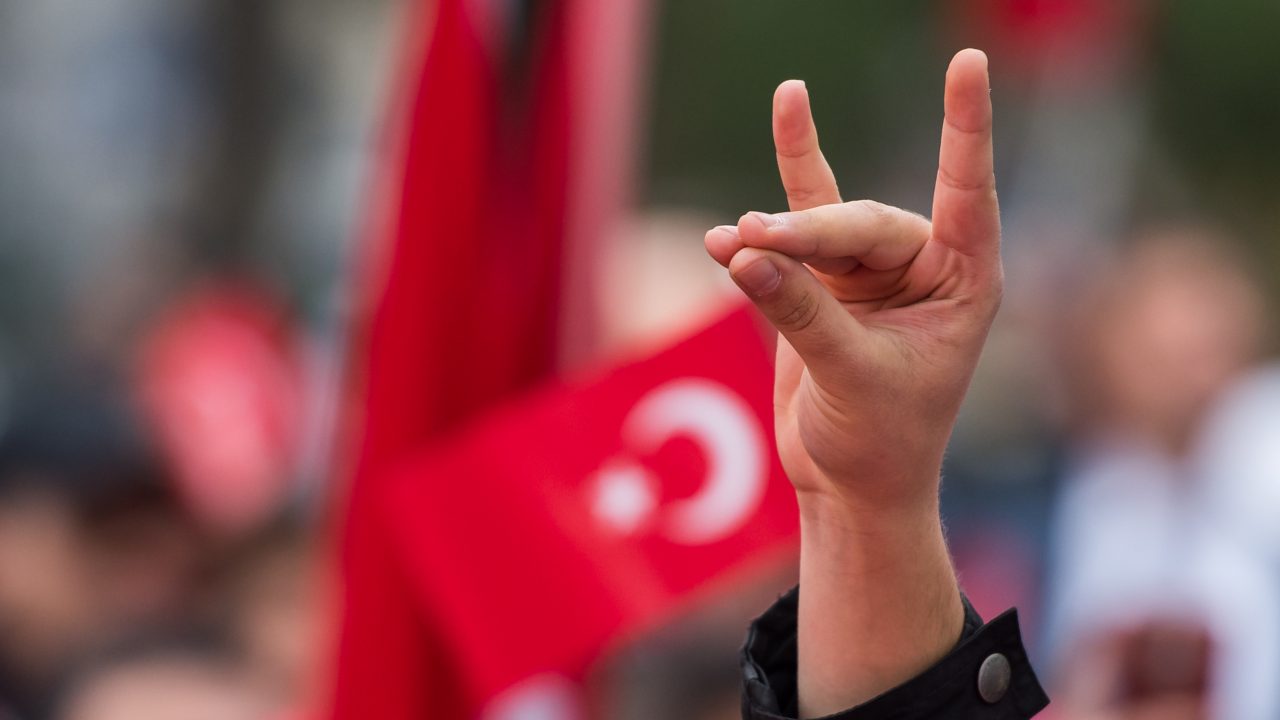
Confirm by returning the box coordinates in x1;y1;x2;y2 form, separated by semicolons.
705;50;1001;716
704;48;1000;511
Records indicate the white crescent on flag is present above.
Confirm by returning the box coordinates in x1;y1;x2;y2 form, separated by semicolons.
589;378;768;545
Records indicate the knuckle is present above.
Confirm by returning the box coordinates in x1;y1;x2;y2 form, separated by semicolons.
777;291;821;334
853;199;898;233
776;145;814;161
787;185;820;205
936;166;994;193
854;198;892;219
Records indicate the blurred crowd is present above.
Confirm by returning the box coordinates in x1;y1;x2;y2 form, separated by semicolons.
1;1;1277;719
0;2;395;718
0;379;320;720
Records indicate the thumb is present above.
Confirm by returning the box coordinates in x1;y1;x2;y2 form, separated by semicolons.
728;247;861;378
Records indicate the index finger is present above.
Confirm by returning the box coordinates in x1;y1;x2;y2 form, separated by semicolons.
707;81;843;268
931;49;1000;259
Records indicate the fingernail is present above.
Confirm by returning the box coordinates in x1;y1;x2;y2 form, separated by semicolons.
749;211;783;228
733;257;781;297
713;224;739;238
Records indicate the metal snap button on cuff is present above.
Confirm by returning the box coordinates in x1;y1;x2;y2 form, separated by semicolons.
977;652;1011;703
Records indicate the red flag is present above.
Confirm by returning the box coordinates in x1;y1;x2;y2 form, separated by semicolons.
351;0;572;470
361;307;798;717
327;1;778;718
331;1;588;717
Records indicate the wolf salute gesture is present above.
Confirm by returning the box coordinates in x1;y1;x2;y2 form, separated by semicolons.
705;50;1042;718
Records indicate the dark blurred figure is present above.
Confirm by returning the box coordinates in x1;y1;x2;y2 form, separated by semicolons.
0;379;210;719
45;522;320;720
591;571;797;720
0;376;322;720
1045;229;1279;719
53;640;264;720
222;519;322;717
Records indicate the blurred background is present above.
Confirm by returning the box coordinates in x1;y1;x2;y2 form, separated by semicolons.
0;1;1277;719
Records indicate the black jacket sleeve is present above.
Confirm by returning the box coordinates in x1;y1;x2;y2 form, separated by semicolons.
740;587;1049;719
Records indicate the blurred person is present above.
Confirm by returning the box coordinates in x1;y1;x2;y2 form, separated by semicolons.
1194;365;1280;583
1045;230;1278;719
598;625;743;720
1055;231;1264;459
0;379;209;719
0;476;96;720
591;568;797;720
223;519;322;717
0;380;319;720
77;472;208;635
53;639;267;720
134;284;307;541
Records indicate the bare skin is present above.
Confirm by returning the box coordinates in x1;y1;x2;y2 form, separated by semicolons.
704;49;1002;717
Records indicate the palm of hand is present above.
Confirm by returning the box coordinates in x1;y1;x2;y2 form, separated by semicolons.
777;234;996;504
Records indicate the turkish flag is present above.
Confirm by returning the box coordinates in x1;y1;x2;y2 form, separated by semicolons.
347;307;798;718
349;0;572;472
331;0;574;713
328;0;788;718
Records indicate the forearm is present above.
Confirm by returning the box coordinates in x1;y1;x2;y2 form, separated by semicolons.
796;491;964;718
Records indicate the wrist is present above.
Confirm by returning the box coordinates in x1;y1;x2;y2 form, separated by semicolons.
796;484;951;591
794;479;964;717
792;458;943;524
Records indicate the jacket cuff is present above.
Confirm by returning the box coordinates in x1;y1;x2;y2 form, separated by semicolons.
741;587;1049;719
